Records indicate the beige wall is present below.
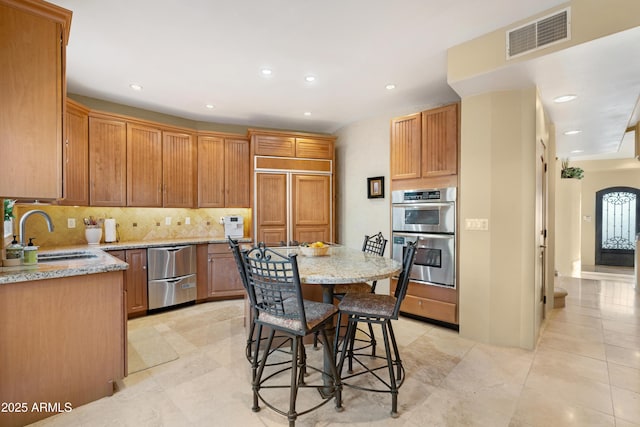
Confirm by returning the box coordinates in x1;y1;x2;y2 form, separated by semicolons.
571;159;640;266
458;88;539;349
555;177;582;276
334;108;420;294
448;0;640;84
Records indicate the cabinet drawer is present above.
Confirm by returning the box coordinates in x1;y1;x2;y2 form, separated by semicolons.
208;243;232;254
400;294;457;324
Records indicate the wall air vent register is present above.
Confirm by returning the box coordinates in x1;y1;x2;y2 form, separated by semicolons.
506;7;571;59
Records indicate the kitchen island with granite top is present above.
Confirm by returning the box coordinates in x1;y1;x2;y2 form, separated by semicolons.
0;249;128;427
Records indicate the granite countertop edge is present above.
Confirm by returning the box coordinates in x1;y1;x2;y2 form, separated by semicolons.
0;237;252;285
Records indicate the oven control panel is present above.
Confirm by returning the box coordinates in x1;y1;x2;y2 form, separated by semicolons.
392;187;456;204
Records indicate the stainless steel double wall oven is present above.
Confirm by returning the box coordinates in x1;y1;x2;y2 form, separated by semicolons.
391;187;456;288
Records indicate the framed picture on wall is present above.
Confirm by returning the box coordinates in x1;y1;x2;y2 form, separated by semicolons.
367;176;384;199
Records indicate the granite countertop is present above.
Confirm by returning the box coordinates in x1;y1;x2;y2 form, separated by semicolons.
272;245;402;284
0;248;127;285
0;237;252;285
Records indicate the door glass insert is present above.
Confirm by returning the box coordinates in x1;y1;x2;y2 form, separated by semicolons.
601;191;636;250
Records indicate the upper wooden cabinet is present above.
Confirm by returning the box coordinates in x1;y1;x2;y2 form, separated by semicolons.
162;131;196;208
60;100;89;206
197;134;250;208
390;103;459;183
127;123;162;207
422;104;458;177
390;113;422;180
0;0;72;199
224;138;250;207
89;116;127;206
250;130;334;160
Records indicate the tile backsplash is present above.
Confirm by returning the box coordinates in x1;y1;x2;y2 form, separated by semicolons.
9;204;251;248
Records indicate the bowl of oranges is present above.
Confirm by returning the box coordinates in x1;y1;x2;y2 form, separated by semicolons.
299;241;330;257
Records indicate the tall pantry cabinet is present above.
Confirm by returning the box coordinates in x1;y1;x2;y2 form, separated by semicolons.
0;0;72;199
249;130;335;245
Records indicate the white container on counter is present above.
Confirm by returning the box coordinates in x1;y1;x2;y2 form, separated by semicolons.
85;227;102;245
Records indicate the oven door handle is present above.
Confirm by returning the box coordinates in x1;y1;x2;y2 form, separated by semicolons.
393;232;454;240
392;202;453;209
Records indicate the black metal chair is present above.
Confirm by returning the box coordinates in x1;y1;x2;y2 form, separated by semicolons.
318;232;388;355
242;242;342;426
336;240;417;418
229;237;295;384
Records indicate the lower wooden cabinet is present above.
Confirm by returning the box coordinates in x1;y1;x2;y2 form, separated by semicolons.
391;278;458;325
108;249;148;317
197;243;244;300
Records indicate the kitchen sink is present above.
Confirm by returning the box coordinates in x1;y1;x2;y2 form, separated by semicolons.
38;251;99;262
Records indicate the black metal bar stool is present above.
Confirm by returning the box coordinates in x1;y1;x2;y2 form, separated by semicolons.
229;237;294;382
242;242;343;426
336;240;417;418
326;232;388;359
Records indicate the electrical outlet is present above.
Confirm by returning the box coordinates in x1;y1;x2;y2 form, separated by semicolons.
185;217;191;225
67;218;76;228
165;217;172;225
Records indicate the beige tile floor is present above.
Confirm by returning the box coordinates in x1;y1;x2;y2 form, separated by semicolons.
32;272;639;427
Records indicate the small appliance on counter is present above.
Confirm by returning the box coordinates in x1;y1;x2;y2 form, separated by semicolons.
222;215;244;239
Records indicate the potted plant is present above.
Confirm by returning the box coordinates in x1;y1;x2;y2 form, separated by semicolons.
560;159;584;179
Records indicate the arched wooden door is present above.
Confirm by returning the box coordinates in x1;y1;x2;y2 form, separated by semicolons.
595;186;640;267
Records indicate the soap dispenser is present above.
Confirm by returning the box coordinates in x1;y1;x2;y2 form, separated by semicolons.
4;236;24;266
23;238;38;265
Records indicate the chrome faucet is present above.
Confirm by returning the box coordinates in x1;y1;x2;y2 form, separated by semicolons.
19;210;55;246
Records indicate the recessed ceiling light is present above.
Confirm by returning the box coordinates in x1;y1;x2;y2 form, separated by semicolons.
304;112;311;116
554;94;577;103
570;150;584;154
205;104;214;109
385;84;396;90
129;83;143;91
305;75;315;83
564;130;582;135
260;68;272;76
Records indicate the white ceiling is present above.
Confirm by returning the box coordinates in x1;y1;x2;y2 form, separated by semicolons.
52;0;640;159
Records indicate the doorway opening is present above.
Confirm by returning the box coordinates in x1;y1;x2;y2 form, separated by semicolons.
595;186;640;267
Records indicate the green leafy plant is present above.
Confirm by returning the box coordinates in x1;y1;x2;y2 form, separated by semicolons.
3;199;15;221
560;159;584;179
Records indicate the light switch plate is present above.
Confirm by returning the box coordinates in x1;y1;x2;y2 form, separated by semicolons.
465;218;489;231
165;217;172;225
185;217;191;225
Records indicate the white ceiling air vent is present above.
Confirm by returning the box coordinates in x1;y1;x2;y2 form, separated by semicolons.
507;8;570;59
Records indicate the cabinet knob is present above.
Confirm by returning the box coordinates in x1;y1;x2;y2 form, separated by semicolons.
142;266;146;270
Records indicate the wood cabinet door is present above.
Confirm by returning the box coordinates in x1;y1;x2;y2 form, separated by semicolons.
125;249;148;315
295;138;334;160
0;3;66;199
390;113;422;180
421;103;458;177
61;102;89;206
89;117;127;206
208;249;244;297
197;135;225;207
127;123;162;207
292;174;331;243
254;134;296;157
225;138;250;207
256;173;288;245
163;131;196;208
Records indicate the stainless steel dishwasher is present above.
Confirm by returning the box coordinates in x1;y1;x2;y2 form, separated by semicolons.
147;245;197;310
